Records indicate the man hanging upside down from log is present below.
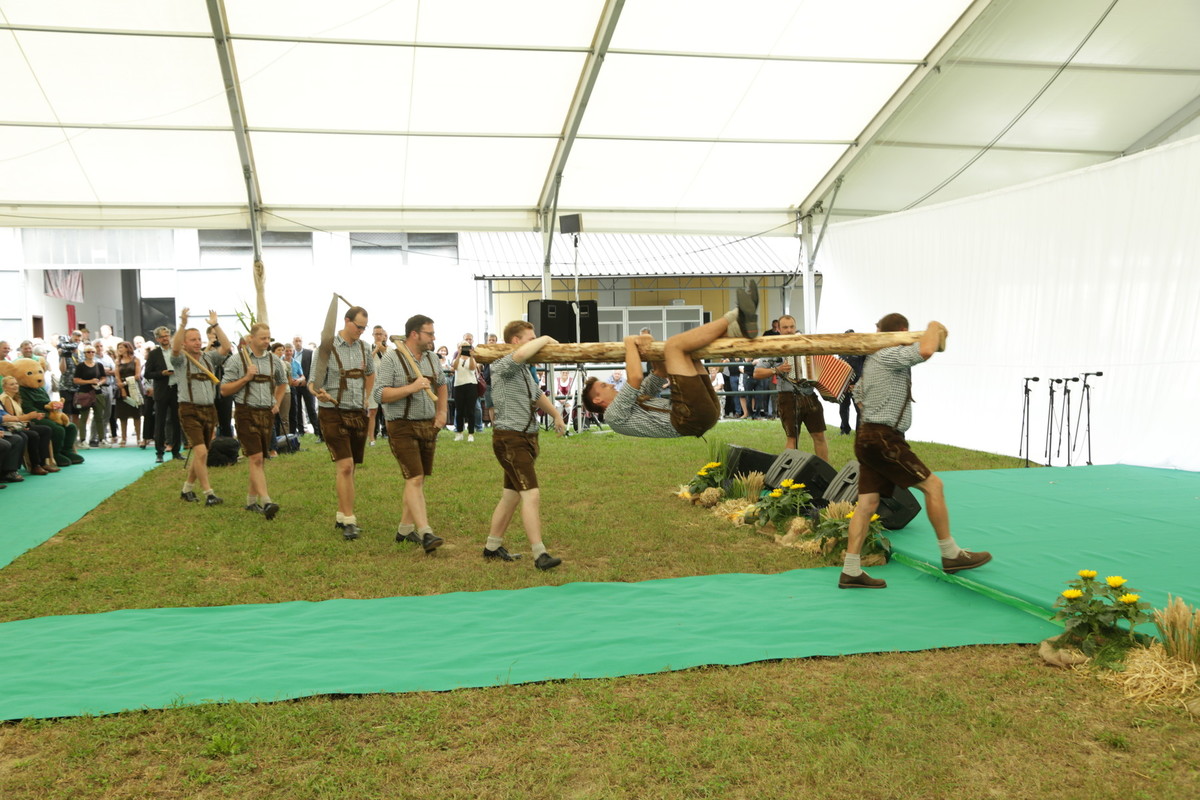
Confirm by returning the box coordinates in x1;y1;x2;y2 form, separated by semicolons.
582;280;759;438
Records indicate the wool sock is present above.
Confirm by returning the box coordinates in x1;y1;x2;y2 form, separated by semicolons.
343;515;357;526
842;552;863;577
723;308;742;338
417;526;433;535
246;494;258;507
182;482;194;493
485;536;504;552
938;537;963;559
336;511;346;524
260;495;273;506
204;488;215;496
531;542;548;559
397;523;416;536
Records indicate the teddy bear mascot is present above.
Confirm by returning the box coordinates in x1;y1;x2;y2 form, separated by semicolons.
0;357;83;465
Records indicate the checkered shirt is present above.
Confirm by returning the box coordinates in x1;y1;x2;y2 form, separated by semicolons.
854;343;924;432
222;350;287;408
604;374;679;439
491;354;544;434
318;333;375;410
374;348;445;421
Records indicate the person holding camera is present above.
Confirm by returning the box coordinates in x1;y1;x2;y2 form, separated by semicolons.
450;340;478;442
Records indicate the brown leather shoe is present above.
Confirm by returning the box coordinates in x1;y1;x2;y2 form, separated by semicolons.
838;571;887;589
43;464;60;473
942;550;992;574
30;466;49;476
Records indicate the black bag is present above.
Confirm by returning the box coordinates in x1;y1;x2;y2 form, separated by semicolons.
74;391;96;409
207;436;240;467
273;433;300;454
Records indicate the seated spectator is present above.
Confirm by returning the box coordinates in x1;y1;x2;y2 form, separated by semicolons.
1;376;59;474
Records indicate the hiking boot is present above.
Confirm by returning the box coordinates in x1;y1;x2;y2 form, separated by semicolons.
421;532;444;553
535;552;562;571
396;531;422;545
838;571;887;589
262;502;280;521
732;281;759;338
942;550;992;574
181;491;199;503
204;494;223;507
483;546;522;562
342;523;361;541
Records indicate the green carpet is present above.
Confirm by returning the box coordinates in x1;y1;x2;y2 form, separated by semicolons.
0;565;1057;720
0;447;160;570
886;465;1200;614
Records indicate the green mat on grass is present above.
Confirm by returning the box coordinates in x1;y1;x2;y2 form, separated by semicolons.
0;448;159;570
0;566;1057;720
887;465;1200;614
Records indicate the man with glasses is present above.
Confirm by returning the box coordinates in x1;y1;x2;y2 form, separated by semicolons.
374;314;448;554
312;305;375;540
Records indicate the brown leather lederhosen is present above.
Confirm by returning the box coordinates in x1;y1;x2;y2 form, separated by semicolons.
329;340;368;407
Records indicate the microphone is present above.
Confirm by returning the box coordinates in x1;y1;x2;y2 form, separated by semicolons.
1063;377;1079;382
1051;378;1063;383
1023;377;1040;381
1083;371;1103;377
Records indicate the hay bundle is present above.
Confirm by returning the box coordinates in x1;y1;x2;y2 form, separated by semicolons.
694;487;723;508
1092;642;1200;711
1155;595;1200;665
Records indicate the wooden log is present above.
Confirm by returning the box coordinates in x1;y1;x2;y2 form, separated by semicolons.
472;331;939;365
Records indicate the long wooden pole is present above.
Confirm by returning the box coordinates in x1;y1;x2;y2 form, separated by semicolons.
388;336;439;402
472;331;941;365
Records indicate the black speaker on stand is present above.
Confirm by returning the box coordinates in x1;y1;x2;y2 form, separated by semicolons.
528;299;576;342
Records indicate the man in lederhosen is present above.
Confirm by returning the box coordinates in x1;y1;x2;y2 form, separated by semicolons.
170;308;231;505
374;314;449;554
312;305;375;540
221;322;288;521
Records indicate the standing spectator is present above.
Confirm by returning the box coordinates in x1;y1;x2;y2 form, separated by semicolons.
367;325;390;446
291;335;320;439
144;326;182;463
450;340;478;442
437;346;453;428
95;341;117;445
481;333;498;427
270;341;292;440
838;329;865;436
58;330;84;427
112;341;144;446
73;345;109;448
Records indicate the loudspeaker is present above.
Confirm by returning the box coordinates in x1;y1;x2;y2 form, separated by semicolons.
560;213;582;234
723;444;777;489
574;300;599;343
819;459;922;530
765;449;837;497
528;300;576;342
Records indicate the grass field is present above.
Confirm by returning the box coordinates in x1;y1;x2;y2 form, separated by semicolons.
1;420;1197;799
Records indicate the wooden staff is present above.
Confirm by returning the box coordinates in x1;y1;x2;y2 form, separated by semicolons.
471;330;943;365
183;351;219;383
388;335;438;402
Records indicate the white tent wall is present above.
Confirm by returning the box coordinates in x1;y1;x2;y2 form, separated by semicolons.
819;135;1200;471
182;233;482;348
0;229;22;341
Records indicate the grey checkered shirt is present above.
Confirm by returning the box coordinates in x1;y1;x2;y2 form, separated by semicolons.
491;354;544;434
318;334;374;410
170;350;228;406
604;374;679;439
222;350;287;408
854;343;924;432
374;348;445;421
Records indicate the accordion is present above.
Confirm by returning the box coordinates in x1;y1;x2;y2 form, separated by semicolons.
801;355;853;403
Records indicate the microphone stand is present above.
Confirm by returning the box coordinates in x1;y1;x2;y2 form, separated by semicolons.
1056;378;1078;466
1044;379;1060;466
1073;372;1101;465
1019;377;1038;468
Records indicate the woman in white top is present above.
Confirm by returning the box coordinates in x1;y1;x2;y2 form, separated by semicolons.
451;340;478;442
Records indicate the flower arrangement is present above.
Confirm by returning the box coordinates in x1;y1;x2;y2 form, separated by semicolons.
1053;569;1153;654
810;501;891;562
753;478;814;530
686;460;728;496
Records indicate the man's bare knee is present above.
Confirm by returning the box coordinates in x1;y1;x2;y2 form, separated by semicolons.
856;493;881;514
915;474;943;497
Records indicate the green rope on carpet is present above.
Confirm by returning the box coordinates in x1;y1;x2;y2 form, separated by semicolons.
892;553;1061;624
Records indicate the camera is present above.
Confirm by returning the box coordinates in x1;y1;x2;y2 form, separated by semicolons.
460;345;471;356
57;336;78;355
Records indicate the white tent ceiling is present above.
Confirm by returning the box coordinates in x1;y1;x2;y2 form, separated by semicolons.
2;0;1199;235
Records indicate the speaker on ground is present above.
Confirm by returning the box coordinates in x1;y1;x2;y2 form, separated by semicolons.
820;459;922;530
765;449;837;497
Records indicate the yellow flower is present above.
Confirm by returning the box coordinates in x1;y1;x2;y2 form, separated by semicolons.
1106;576;1127;588
711;461;721;468
870;514;880;522
845;512;854;519
797;483;806;489
1061;589;1083;600
697;470;708;477
1119;593;1140;604
1078;569;1097;579
769;489;783;498
780;479;794;488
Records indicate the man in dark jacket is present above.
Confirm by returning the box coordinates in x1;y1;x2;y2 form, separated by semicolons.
144;326;182;462
291;334;321;439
